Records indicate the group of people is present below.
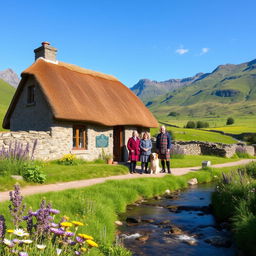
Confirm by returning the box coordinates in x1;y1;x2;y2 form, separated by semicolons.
127;125;171;174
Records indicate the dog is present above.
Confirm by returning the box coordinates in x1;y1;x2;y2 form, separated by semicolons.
149;153;161;174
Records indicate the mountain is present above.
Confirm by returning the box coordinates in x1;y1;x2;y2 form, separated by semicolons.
131;73;206;102
142;59;256;119
0;68;20;88
0;79;15;130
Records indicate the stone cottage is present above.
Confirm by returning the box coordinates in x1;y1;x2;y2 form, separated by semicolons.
2;42;158;161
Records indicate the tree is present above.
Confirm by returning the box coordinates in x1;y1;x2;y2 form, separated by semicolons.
226;117;234;125
186;121;196;128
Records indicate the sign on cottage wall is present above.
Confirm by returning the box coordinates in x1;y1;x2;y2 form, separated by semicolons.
96;134;109;148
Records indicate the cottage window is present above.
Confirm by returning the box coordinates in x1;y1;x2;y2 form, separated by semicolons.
73;126;88;150
27;85;35;104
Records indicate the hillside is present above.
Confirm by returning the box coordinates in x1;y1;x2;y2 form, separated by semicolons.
145;59;256;119
131;73;205;102
0;79;15;130
0;68;20;88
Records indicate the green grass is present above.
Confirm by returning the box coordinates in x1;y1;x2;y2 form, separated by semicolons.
150;126;237;144
0;79;15;131
212;162;256;255
0;164;246;255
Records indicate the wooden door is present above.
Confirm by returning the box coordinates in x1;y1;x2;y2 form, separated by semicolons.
113;126;124;162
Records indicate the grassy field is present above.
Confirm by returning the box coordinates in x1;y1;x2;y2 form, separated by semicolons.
0;164;247;255
151;126;237;144
0;155;245;191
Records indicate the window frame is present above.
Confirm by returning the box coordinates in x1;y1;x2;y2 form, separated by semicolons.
72;125;88;150
27;85;35;105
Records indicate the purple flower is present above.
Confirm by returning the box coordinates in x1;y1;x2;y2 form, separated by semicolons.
9;185;26;228
35;200;51;237
75;251;81;255
19;252;28;256
64;231;74;237
76;236;85;243
0;215;6;238
13;238;21;244
50;228;65;236
49;209;60;215
67;239;76;246
50;222;59;228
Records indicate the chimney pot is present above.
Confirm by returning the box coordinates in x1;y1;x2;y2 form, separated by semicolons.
42;41;50;46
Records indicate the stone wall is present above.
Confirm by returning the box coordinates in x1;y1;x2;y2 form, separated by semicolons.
151;140;255;158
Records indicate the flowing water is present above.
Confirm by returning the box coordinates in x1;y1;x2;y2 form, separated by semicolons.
118;183;237;256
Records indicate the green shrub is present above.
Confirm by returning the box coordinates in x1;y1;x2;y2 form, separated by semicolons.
22;164;46;183
245;162;256;179
226;117;235;125
186;121;196;128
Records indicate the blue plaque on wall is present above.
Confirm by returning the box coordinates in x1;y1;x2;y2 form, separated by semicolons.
96;134;109;148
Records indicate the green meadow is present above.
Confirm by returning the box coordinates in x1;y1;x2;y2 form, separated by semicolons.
0;164;249;255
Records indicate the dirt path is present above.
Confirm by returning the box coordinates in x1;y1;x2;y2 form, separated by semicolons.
0;159;255;202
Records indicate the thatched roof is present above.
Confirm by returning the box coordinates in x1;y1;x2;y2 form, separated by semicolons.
3;58;158;128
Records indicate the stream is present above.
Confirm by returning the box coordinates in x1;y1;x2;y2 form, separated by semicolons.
118;183;237;256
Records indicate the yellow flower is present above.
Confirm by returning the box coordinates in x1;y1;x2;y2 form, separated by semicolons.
7;229;14;233
71;221;84;226
60;222;72;228
86;239;99;248
81;247;87;252
78;233;94;240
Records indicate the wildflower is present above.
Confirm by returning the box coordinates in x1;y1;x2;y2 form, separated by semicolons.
86;239;99;247
51;222;59;227
36;244;46;250
76;236;85;243
13;238;21;244
75;251;81;255
7;229;14;233
56;248;62;255
60;222;72;228
3;238;14;247
64;231;74;237
19;252;28;256
50;228;65;235
78;233;94;240
13;229;29;237
9;185;26;228
0;215;6;238
49;209;60;215
67;239;76;245
21;239;33;244
81;247;87;252
72;221;84;226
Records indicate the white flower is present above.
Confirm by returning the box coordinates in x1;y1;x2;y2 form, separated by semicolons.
21;239;33;244
36;244;46;250
56;248;62;255
13;229;29;237
3;238;13;247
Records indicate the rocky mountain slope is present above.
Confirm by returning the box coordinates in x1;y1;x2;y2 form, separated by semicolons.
0;68;20;88
131;73;206;102
134;59;256;119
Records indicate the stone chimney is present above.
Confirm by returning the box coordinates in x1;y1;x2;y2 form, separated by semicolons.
34;42;57;62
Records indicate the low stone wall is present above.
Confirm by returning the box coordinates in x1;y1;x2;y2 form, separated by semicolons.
152;140;255;158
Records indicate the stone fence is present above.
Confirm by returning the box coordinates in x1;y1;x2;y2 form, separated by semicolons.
152;140;255;158
0;131;255;161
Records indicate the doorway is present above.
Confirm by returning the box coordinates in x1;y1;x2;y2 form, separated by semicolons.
113;126;124;162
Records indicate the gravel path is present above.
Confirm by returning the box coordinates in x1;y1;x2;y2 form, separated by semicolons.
0;159;255;202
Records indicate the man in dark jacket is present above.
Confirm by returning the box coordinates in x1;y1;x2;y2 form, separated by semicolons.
156;125;171;173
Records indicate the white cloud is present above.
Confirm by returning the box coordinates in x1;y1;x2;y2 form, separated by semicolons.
200;47;210;55
176;46;189;55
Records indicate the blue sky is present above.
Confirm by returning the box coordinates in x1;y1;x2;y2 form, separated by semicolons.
0;0;255;87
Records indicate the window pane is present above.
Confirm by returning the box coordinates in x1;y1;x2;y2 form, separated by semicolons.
73;137;76;148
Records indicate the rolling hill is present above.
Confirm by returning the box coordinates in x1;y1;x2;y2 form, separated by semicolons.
0;79;15;130
135;59;256;119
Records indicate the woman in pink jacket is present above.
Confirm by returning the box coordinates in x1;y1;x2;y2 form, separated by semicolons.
127;131;140;174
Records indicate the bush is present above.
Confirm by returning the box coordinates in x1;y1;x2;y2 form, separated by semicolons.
226;117;234;125
22;164;46;183
168;111;179;117
185;121;196;128
245;162;256;179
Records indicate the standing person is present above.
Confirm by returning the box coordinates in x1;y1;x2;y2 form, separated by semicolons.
127;131;140;174
140;132;152;174
156;125;171;174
